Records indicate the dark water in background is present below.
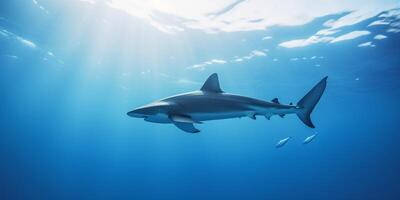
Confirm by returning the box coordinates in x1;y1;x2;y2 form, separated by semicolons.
1;1;400;199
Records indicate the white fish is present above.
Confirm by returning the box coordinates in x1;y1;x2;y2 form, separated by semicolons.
276;137;291;148
303;134;317;144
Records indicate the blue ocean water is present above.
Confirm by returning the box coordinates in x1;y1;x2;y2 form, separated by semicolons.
1;1;400;199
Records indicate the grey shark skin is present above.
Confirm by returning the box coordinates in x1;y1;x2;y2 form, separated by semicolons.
128;73;327;133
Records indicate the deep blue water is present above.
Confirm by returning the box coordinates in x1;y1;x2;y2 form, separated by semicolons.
1;1;400;199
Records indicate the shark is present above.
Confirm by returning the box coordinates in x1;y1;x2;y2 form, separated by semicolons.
127;73;327;133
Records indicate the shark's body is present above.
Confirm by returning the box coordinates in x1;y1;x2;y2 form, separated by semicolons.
128;73;327;133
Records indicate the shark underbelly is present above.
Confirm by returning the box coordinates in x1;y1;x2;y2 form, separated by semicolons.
189;106;296;121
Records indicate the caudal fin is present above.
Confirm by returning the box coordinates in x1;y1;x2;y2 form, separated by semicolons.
296;76;327;128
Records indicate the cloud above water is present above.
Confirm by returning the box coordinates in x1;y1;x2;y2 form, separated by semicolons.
189;59;227;70
374;34;387;40
279;35;334;48
368;19;391;26
16;36;37;48
387;28;400;32
276;6;400;49
279;30;370;48
262;36;272;40
330;30;370;43
232;49;267;62
0;28;37;49
358;41;376;47
0;27;65;64
189;49;267;70
105;0;400;34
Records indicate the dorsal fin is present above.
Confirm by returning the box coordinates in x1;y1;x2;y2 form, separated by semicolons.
272;98;280;104
200;73;223;93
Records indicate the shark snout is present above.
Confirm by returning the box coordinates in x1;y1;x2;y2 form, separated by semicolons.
127;108;149;118
127;101;172;118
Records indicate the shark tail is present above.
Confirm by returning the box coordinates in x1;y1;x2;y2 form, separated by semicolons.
296;76;328;128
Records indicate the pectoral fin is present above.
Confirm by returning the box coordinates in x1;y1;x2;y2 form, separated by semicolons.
172;121;200;133
169;114;201;133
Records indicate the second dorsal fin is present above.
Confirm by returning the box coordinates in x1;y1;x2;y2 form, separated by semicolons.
272;98;280;104
200;73;223;93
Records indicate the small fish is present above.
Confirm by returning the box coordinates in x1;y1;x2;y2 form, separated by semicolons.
303;134;317;144
276;137;291;148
